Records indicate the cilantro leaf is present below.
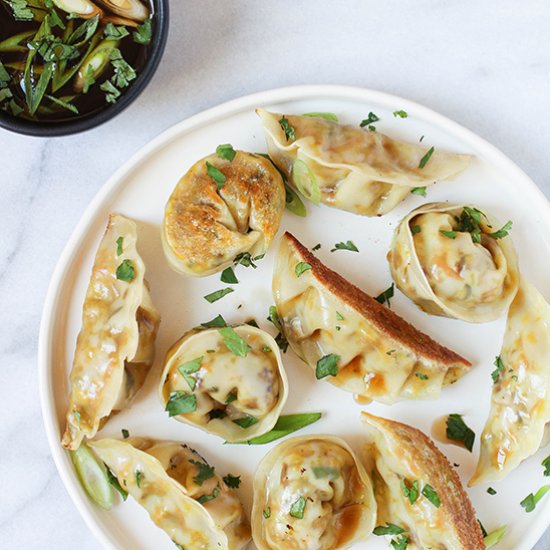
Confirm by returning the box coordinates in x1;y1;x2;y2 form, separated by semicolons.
446;414;475;452
393;110;408;118
373;523;407;536
491;356;505;384
220;267;238;284
488;220;513;240
374;283;394;307
295;262;312;277
411;186;427;197
218;326;251;357
188;459;215;486
422;484;441;507
279;116;295;141
206;161;226;189
315;354;340;379
360;112;380;128
204;288;233;303
222;474;241;488
216;143;236;161
201;314;227;328
133;18;152;45
419;146;435;169
165;392;197;416
116;259;135;282
196;482;220;504
289;496;306;518
331;240;359;252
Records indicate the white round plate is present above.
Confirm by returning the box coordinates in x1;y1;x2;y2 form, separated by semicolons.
39;85;550;550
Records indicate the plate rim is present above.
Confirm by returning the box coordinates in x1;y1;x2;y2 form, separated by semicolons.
38;84;550;550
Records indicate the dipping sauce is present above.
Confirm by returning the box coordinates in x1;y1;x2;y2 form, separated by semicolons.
0;0;153;121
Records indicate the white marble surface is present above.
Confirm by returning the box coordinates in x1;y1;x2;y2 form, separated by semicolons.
1;0;550;548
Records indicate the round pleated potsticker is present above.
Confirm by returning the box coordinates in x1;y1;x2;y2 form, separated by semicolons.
162;150;285;277
388;202;519;322
251;434;376;550
159;325;288;443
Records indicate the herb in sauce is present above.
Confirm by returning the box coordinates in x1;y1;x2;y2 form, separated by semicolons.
222;474;241;488
446;414;475;452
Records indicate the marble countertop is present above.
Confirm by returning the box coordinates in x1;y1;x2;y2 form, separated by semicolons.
2;0;550;548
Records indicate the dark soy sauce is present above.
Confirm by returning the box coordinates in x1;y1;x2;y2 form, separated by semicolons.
0;1;153;122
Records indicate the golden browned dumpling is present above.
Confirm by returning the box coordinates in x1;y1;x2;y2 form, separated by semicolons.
159;324;289;442
362;413;485;550
90;438;250;549
62;214;160;450
162;150;285;277
251;435;376;550
470;280;550;485
273;232;471;404
257;109;470;216
388;203;519;322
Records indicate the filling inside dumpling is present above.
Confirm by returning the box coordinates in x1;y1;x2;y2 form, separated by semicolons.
253;436;376;550
411;211;509;310
160;325;288;442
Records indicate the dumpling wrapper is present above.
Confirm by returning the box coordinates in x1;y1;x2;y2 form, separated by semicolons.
273;232;471;404
257;109;470;216
89;438;250;549
388;202;519;323
160;325;289;442
162;150;285;277
62;215;160;450
361;413;484;550
470;280;550;485
251;434;376;550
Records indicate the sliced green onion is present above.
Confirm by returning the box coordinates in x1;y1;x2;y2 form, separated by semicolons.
70;444;113;510
302;112;338;121
292;159;321;205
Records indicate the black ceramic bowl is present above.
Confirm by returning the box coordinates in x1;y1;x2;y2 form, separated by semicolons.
0;0;169;137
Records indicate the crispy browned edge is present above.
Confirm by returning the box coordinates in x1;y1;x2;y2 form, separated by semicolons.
283;232;470;368
362;412;485;549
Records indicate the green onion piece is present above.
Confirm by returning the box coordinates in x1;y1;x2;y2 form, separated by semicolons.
70;444;113;510
302;112;338;121
220;267;238;284
227;412;322;445
446;414;475;452
292;159;321;205
484;526;506;548
204;288;233;303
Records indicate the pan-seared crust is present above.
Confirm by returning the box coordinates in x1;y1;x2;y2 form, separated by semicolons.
283;232;470;369
362;412;485;550
163;152;285;277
